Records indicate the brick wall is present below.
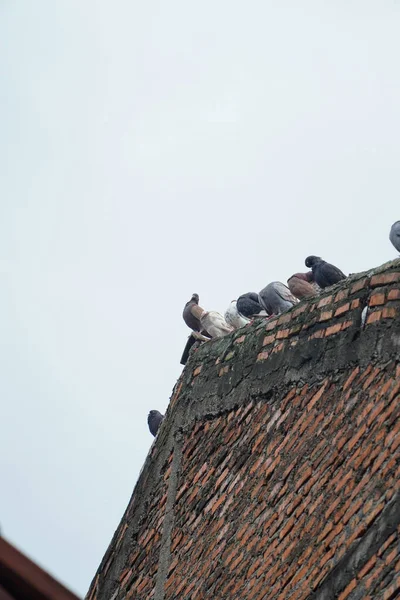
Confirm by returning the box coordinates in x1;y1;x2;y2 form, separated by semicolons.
87;260;400;600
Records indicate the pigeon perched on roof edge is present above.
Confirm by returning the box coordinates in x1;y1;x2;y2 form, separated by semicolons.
305;256;346;289
148;410;164;437
259;282;298;315
389;221;400;253
225;300;250;329
183;293;202;332
287;272;317;300
236;293;265;319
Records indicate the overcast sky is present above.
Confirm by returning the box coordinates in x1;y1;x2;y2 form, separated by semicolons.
1;1;400;595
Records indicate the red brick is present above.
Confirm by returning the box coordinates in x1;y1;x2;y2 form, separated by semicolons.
309;329;325;340
263;334;276;346
193;366;202;376
365;502;385;527
319;310;333;322
317;522;333;544
369;292;386;306
325;522;344;546
277;313;291;325
385;547;398;565
235;335;246;344
292;304;308;318
388;288;400;300
265;318;278;331
367;310;382;324
338;579;357;600
276;328;290;339
279;515;296;539
347;423;367;451
326;323;343;336
334;302;350;317
383;306;397;319
358;555;377;578
257;351;269;361
335;289;349;302
307;382;328;411
318;295;333;308
371;272;400;286
351;278;369;293
362;366;381;390
343;367;360;391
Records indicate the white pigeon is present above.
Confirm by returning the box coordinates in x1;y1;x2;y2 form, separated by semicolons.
225;300;250;330
200;311;234;339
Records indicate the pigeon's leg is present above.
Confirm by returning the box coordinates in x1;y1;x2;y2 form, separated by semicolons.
192;331;211;342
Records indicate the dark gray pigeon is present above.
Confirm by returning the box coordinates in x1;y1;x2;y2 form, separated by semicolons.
236;293;265;319
148;410;164;437
389;221;400;253
305;256;346;289
258;282;298;316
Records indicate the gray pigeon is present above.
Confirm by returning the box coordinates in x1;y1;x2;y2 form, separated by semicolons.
258;282;298;316
148;410;164;437
305;256;346;289
389;221;400;253
236;293;265;319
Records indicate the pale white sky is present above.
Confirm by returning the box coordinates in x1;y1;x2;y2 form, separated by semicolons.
1;1;399;595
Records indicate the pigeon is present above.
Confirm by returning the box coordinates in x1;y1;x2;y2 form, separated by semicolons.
225;300;250;329
287;272;316;300
389;221;400;253
148;410;164;437
258;282;298;315
183;293;202;331
305;256;346;288
183;294;232;339
236;293;265;319
200;311;234;338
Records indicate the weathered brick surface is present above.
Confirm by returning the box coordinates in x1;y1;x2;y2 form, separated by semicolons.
86;259;400;600
164;364;400;599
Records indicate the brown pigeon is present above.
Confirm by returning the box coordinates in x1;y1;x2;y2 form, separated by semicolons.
183;294;233;339
183;293;203;331
287;272;316;300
